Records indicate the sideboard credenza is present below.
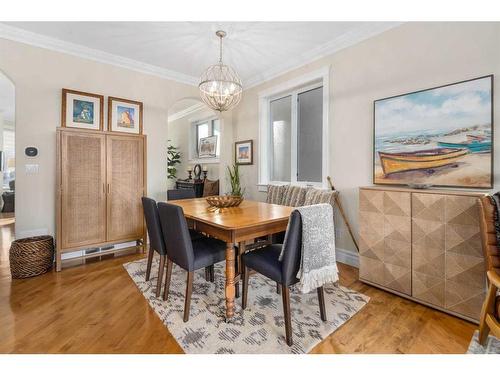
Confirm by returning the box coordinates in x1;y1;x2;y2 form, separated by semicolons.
358;186;487;323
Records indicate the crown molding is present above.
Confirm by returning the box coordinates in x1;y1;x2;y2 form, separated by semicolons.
244;22;403;89
168;102;206;122
0;23;199;87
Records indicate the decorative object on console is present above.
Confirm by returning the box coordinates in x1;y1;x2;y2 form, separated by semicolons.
198;30;242;112
187;166;192;180
193;164;202;180
167;140;181;180
199;135;217;158
202;165;208;180
108;96;143;134
373;75;493;188
235;140;253;165
61;88;104;131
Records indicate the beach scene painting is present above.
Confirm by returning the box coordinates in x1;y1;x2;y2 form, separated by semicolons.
374;75;493;188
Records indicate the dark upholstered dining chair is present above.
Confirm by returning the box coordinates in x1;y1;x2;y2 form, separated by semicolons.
158;202;226;322
167;189;196;201
241;211;327;346
141;197;169;298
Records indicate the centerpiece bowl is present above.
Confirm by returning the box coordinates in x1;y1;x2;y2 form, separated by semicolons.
206;195;243;208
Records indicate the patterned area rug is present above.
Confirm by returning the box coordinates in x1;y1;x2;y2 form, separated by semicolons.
467;331;500;354
124;257;369;354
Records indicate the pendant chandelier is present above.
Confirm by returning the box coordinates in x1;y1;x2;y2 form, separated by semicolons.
199;30;242;112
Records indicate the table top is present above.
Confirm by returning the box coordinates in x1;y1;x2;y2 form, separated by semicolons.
167;198;294;230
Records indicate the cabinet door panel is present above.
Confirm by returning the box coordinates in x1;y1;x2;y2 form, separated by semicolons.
444;196;485;320
411;193;446;307
106;135;145;242
61;132;106;248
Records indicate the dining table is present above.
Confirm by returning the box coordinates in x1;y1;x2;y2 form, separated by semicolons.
167;197;294;320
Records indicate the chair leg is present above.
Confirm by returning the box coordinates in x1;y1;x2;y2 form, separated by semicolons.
281;285;293;346
276;282;281;294
235;281;240;298
479;282;497;345
145;246;154;281
317;286;327;322
183;271;194;322
163;259;173;301
205;267;210;282
155;255;166;298
209;265;215;283
242;265;250;310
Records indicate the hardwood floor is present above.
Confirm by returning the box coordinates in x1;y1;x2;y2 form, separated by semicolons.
0;221;476;354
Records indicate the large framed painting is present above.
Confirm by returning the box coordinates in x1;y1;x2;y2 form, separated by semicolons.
108;97;143;134
373;75;493;189
61;89;104;130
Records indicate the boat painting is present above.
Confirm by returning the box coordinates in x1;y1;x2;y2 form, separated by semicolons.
374;75;493;188
379;148;469;175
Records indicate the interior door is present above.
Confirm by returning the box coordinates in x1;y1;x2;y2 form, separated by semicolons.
106;135;145;242
61;131;107;248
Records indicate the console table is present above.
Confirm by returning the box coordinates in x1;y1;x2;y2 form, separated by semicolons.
176;179;204;197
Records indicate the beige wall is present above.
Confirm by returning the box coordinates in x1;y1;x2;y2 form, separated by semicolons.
0;37;200;238
232;22;500;255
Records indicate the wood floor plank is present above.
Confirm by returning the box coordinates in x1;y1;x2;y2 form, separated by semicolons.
0;221;476;353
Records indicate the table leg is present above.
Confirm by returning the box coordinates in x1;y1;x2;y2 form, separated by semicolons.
225;242;236;320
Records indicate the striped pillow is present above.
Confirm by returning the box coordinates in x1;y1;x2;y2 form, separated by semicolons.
266;184;286;205
282;186;309;207
304;188;338;207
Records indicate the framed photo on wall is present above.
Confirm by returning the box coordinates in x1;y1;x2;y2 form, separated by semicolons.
61;89;104;130
373;75;493;189
199;135;218;158
235;140;253;165
108;97;143;134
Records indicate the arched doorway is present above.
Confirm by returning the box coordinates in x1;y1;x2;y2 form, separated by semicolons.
0;71;15;235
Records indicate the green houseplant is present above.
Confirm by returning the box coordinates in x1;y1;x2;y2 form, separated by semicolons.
167;140;181;181
227;163;245;197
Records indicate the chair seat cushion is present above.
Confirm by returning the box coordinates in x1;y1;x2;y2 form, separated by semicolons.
242;245;285;284
192;237;226;270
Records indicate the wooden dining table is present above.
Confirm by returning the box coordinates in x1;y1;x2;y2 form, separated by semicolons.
168;198;294;320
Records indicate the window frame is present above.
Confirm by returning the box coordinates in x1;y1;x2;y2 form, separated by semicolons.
258;67;330;191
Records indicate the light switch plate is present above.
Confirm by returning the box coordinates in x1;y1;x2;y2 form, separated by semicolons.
25;164;39;174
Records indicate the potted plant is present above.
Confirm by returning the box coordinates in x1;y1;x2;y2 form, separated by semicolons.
167;140;181;182
227;163;244;197
206;164;245;208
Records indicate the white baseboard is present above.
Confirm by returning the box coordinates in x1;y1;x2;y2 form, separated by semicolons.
335;247;359;268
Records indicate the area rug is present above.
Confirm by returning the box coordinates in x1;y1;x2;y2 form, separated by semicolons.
467;331;500;354
123;256;369;354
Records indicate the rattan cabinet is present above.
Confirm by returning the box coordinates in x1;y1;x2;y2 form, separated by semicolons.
359;186;486;323
56;128;147;271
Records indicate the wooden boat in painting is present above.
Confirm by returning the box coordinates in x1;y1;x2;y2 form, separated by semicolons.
378;148;469;175
437;138;491;153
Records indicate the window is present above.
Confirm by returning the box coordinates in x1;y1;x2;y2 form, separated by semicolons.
259;67;329;189
193;117;220;159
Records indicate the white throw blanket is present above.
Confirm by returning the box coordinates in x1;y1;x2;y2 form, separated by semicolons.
280;203;339;294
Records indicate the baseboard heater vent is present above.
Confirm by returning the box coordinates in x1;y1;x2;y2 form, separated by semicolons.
61;241;138;261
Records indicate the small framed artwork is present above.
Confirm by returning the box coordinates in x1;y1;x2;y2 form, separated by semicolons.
235;140;253;165
199;135;218;158
61;89;104;130
108;97;143;134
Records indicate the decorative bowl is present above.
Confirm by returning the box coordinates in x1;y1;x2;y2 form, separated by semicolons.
206;195;244;208
407;183;433;190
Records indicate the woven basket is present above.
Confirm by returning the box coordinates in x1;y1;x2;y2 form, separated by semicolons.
206;195;244;208
9;235;54;279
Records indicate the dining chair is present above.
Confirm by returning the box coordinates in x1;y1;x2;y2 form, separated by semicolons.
167;189;196;200
478;196;500;345
141;197;169;298
158;202;227;322
241;211;327;346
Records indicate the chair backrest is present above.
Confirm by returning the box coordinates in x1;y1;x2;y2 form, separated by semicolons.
167;189;196;200
203;179;219;197
141;197;166;255
9;180;15;191
281;210;302;286
157;202;195;271
478;196;500;275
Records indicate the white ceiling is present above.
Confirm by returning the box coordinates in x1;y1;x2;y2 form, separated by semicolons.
1;22;400;88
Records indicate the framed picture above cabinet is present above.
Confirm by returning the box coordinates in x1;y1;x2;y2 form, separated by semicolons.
61;88;104;131
108;96;143;134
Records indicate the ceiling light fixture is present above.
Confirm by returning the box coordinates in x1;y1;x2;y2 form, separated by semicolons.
199;30;242;112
